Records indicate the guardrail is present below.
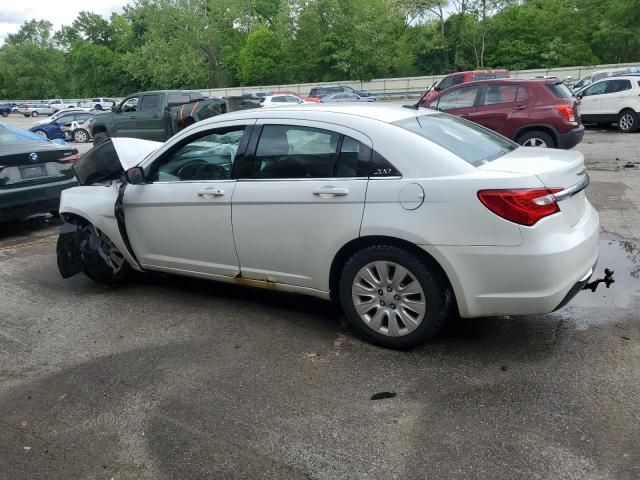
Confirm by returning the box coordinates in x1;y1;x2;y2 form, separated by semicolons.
2;62;638;104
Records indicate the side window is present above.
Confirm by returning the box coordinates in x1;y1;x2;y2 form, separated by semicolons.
286;96;301;103
335;136;371;177
151;127;247;182
168;93;190;105
483;85;519;105
92;98;100;103
139;94;161;112
516;87;529;102
121;97;139;112
606;80;632;93
437;86;480;111
437;75;454;90
254;125;339;178
271;96;287;103
584;81;608;96
371;151;401;177
451;74;465;86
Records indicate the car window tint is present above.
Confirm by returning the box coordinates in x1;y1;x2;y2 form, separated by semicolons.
272;96;287;103
483;85;519;105
168;93;190;105
254;125;340;178
437;76;453;90
606;80;632;93
451;74;465;86
584;81;607;96
371;151;401;177
437;86;480;110
516;87;529;102
122;97;138;112
139;94;161;112
152;128;246;182
335;136;371;177
393;114;516;167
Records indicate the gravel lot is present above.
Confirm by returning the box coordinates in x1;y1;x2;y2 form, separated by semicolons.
1;113;639;479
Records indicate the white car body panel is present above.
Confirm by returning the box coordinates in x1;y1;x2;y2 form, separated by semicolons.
59;104;600;318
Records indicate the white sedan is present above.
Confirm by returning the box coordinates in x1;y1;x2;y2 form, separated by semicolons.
57;104;600;348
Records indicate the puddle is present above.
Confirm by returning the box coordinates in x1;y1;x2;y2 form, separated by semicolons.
563;233;640;325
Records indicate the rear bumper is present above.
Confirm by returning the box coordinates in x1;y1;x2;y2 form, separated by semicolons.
421;202;600;317
0;178;77;221
556;125;585;149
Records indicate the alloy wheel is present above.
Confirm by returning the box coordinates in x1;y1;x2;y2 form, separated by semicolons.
522;137;548;147
351;261;426;337
34;130;47;138
619;113;634;132
74;130;88;143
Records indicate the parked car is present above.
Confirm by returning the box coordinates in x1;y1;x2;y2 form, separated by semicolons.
30;111;95;141
48;99;77;113
308;85;370;100
420;69;510;104
62;119;94;143
0;123;79;221
0;104;11;117
90;90;258;146
19;103;55;117
56;104;600;349
422;78;584;149
33;108;94;127
78;97;118;110
259;94;307;107
269;90;320;103
321;93;377;103
575;74;640;132
571;66;640;93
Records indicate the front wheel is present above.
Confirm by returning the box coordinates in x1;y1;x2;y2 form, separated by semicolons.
517;130;556;148
33;129;48;139
80;224;130;285
339;245;452;349
617;110;639;133
73;129;90;143
31;111;39;117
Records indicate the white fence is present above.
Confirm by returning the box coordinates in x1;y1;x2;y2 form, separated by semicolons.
3;62;638;103
197;62;640;98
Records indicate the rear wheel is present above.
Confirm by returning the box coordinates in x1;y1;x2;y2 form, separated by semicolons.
517;130;556;148
73;129;90;143
31;111;38;117
92;132;108;146
617;110;639;133
339;245;452;349
33;129;48;139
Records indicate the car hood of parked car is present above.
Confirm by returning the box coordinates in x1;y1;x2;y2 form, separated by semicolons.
73;137;161;186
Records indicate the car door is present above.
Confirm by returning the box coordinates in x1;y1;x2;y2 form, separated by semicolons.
472;84;531;137
231;121;371;290
132;93;166;141
113;95;140;137
578;80;608;121
600;79;633;119
122;120;254;277
427;85;481;121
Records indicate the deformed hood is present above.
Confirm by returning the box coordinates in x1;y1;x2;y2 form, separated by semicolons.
72;137;161;185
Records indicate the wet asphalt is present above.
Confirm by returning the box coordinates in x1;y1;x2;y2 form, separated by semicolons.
1;122;640;479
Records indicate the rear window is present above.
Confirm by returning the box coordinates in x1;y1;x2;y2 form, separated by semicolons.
393;114;516;167
547;82;574;98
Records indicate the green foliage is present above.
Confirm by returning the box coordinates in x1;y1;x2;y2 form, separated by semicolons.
0;0;639;99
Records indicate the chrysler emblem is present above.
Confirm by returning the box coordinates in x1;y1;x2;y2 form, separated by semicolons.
29;152;38;162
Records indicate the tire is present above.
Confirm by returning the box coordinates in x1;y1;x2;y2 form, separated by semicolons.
95;104;102;111
31;111;38;117
81;224;131;285
517;130;556;148
33;129;48;139
73;129;90;143
1;111;7;118
92;132;109;146
617;110;639;133
339;245;452;349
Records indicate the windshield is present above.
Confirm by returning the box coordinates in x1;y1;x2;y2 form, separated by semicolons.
393;114;517;166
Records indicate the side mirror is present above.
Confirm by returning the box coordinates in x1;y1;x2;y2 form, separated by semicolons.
125;166;145;185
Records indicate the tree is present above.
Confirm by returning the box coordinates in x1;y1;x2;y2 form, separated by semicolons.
237;27;283;85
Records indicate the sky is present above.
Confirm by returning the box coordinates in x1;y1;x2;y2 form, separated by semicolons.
0;0;130;44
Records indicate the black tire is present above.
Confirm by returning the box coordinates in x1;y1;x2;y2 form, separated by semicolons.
73;129;90;143
31;111;38;117
617;110;639;133
517;130;556;148
1;111;7;118
95;104;102;111
92;132;109;146
339;245;452;349
81;224;131;285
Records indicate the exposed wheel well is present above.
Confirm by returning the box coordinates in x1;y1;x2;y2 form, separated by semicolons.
515;125;557;144
92;125;107;136
618;107;637;117
328;235;457;308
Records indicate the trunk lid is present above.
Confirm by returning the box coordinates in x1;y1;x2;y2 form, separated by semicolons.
479;147;588;226
0;141;78;189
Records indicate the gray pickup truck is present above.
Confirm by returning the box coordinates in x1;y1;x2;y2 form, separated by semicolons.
90;90;259;146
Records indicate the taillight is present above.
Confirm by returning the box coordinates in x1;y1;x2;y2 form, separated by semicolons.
554;104;576;123
57;154;80;164
478;188;563;226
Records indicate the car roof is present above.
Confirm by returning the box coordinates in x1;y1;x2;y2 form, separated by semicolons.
201;103;436;125
596;74;640;81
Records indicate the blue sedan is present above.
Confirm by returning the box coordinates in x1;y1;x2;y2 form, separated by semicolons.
30;111;94;141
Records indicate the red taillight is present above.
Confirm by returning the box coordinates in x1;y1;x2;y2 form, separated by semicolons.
57;154;80;164
554;104;576;123
478;188;563;226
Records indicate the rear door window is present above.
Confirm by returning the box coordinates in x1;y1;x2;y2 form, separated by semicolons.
482;85;519;105
393;114;516;167
606;80;632;93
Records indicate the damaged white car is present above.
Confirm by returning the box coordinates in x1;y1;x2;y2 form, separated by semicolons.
57;104;610;349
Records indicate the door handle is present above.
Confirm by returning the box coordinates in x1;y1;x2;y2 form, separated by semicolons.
312;186;349;197
129;115;136;119
198;188;225;197
514;105;527;110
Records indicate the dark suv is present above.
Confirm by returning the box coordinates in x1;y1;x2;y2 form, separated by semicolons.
308;85;369;99
421;79;583;149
